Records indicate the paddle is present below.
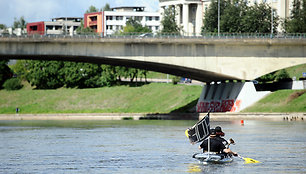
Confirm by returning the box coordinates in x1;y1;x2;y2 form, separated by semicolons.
237;155;260;164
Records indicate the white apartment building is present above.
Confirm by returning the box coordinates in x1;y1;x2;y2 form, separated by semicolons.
105;7;160;35
85;7;160;36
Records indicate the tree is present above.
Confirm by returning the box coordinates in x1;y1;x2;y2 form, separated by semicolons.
60;62;101;88
26;60;64;89
102;3;111;11
202;0;227;33
0;60;12;89
13;16;27;35
122;18;151;34
86;5;99;13
203;1;279;34
283;0;306;33
76;20;95;35
0;24;6;29
10;60;29;80
241;3;278;33
161;6;180;34
13;16;26;30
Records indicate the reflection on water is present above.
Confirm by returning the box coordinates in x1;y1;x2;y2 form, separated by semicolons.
0;120;305;173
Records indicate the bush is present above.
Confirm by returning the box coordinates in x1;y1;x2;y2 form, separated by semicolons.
275;69;291;82
172;76;181;84
3;78;23;90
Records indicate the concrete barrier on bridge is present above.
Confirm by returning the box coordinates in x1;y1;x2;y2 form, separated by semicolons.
196;82;270;112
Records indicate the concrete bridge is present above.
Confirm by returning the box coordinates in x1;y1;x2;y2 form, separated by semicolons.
0;36;305;82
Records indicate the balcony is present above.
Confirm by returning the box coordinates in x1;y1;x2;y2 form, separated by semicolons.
89;21;97;26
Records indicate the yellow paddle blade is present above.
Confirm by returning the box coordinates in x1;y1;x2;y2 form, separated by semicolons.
243;157;260;164
187;164;201;173
185;129;189;138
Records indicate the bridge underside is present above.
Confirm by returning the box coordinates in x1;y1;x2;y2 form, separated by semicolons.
3;54;236;82
0;37;306;82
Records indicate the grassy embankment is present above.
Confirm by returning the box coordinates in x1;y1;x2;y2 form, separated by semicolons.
242;89;306;112
0;82;305;114
1;65;306;114
0;82;202;114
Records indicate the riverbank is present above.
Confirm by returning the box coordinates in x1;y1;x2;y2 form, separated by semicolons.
0;112;305;121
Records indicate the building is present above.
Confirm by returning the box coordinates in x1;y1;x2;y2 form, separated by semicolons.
27;17;82;35
159;0;203;36
84;6;160;36
160;0;294;35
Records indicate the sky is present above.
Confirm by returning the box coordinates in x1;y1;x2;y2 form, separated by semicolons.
0;0;159;27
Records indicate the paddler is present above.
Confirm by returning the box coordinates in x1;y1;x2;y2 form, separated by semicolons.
199;129;238;157
215;126;235;148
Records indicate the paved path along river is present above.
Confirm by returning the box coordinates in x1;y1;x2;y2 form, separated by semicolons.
0;120;305;173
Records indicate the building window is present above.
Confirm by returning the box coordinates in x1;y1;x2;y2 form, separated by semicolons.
116;16;123;20
155;26;159;30
30;26;38;31
155;16;160;21
106;16;113;20
90;16;97;21
55;26;62;30
46;26;53;30
146;16;152;21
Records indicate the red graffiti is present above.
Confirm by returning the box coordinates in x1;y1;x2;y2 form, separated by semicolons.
196;99;242;112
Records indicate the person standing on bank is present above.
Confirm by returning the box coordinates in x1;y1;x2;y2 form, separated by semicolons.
199;129;237;156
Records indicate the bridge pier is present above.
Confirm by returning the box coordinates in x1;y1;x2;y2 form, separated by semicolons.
196;82;270;113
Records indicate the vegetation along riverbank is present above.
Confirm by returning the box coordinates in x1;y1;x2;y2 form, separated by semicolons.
0;81;305;114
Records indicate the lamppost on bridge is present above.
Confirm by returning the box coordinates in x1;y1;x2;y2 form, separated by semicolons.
218;0;220;37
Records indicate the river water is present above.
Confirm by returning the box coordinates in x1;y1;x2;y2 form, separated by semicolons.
0;120;305;174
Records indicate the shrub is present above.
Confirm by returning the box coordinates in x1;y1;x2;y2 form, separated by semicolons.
3;78;23;90
172;76;181;84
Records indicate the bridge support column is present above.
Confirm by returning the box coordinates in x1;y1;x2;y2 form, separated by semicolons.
196;82;270;113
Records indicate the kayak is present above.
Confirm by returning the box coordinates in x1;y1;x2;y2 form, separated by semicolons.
193;152;233;164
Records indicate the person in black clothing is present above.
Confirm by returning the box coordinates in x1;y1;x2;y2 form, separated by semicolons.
215;126;235;148
199;129;237;156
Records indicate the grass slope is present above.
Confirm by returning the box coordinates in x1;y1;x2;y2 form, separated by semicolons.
242;89;306;112
0;83;202;114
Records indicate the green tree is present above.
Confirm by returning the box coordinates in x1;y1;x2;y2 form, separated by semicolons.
0;60;12;89
13;16;26;29
10;60;28;80
102;3;111;11
86;5;99;13
202;0;227;33
275;69;290;81
122;18;151;34
283;0;306;33
97;65;118;87
203;1;278;34
241;3;278;33
76;20;95;35
220;0;247;33
3;78;23;90
60;62;101;88
0;24;6;29
161;6;180;34
26;60;64;89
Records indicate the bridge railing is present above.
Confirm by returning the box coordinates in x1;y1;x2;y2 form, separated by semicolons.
1;32;306;39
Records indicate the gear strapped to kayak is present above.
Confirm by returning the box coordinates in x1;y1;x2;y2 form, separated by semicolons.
185;111;210;144
185;110;260;164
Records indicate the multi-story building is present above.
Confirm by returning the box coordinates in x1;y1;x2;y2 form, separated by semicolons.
27;17;82;35
160;0;295;35
159;0;204;36
84;6;160;36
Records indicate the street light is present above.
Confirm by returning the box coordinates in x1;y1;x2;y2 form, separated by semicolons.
218;0;220;37
270;2;273;38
